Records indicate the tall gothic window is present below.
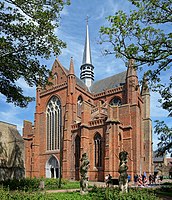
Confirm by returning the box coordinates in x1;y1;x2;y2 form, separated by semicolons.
77;96;83;117
94;133;102;168
110;97;122;106
46;96;61;151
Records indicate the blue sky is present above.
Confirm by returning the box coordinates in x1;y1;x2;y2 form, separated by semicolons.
0;0;170;151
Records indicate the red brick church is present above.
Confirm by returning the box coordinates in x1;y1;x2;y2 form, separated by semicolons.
23;22;153;181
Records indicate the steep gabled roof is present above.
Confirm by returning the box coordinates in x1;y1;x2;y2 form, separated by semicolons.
55;58;68;76
89;71;127;94
58;61;126;94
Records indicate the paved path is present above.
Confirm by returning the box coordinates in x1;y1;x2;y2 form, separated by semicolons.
45;188;80;193
44;179;172;193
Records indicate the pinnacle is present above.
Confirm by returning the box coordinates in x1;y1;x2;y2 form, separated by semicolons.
69;57;74;75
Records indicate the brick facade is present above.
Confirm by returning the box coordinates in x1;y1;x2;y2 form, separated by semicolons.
23;57;153;181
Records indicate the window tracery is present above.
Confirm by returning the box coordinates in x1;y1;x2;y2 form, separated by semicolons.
46;96;61;151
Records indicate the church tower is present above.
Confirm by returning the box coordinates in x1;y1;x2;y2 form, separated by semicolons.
80;18;94;88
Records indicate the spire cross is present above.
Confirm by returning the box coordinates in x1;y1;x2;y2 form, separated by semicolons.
85;15;90;25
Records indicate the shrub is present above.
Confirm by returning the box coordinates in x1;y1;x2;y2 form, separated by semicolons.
0;177;80;191
88;187;160;200
0;188;43;200
0;177;41;191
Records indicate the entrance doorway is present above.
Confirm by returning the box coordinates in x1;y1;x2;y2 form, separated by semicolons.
45;155;59;178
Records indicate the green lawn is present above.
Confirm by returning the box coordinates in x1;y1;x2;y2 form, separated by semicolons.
1;178;172;200
0;187;162;200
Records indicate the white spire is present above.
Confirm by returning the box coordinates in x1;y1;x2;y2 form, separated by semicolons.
80;16;94;88
82;17;92;65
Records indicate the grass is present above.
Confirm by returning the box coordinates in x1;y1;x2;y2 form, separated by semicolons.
1;178;172;199
0;178;81;191
44;180;81;190
0;186;162;200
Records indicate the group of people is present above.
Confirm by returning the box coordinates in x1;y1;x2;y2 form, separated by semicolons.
149;174;163;184
134;173;163;186
134;173;148;186
105;172;163;187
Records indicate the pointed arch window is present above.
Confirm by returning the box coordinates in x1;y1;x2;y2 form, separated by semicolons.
77;96;83;117
110;97;122;106
46;96;61;151
94;133;102;168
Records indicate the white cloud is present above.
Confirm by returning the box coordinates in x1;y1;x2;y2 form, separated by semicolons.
106;0;119;13
95;8;105;20
58;32;83;76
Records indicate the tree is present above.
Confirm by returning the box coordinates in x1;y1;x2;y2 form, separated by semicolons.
0;0;70;107
100;0;172;155
154;120;172;157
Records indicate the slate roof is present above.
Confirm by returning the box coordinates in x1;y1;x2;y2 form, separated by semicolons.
62;65;127;94
76;76;89;91
62;66;89;91
90;71;127;94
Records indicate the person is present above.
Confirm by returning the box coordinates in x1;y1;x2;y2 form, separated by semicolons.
128;174;131;183
154;175;157;184
138;175;143;186
141;173;145;185
134;174;138;186
160;175;163;182
149;174;152;185
151;174;154;184
106;174;112;187
157;174;160;184
105;175;108;186
153;174;156;184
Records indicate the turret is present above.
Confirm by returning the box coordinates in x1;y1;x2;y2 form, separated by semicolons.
69;56;75;75
141;74;153;174
126;59;139;104
80;17;94;88
68;57;76;95
141;73;150;118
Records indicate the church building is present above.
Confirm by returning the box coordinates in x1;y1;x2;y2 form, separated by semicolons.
23;22;153;181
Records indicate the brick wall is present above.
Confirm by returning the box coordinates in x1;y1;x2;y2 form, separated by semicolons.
23;59;152;181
